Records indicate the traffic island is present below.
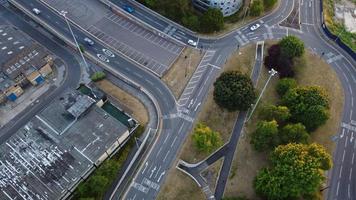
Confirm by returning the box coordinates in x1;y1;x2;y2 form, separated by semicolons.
224;49;345;199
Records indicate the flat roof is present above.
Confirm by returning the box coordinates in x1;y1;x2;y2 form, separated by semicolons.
0;89;129;200
0;26;49;79
0;26;32;66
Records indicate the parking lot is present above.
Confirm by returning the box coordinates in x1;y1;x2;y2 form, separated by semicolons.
42;0;184;76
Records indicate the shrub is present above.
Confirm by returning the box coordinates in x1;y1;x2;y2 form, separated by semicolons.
250;0;264;16
251;120;279;151
279;35;305;58
276;78;297;96
282;86;330;131
279;123;309;144
213;71;256;111
259;104;291;123
200;8;224;33
192;123;222;153
91;71;106;82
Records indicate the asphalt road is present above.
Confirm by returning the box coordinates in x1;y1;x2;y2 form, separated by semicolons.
6;0;356;200
111;0;356;200
0;4;81;142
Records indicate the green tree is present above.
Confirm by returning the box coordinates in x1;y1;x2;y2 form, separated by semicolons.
251;120;279;151
279;35;305;58
259;104;291;123
250;0;264;16
276;78;297;96
282;86;330;130
192;123;222;153
182;15;200;31
254;143;332;200
144;0;157;7
213;71;256;111
279;123;309;144
263;0;278;8
200;8;224;33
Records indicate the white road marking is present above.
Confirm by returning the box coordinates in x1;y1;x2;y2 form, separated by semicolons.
163;150;170;162
339;165;343;178
171;136;177;147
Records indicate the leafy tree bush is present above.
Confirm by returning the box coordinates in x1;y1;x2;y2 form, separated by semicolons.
213;71;256;111
91;71;106;82
264;44;294;77
251;120;279;151
276;78;297;96
263;0;278;8
282;86;330;130
200;8;224;33
192;123;222;153
279;35;305;58
279;123;309;144
254;143;332;200
182;15;200;31
250;0;264;16
259;104;291;123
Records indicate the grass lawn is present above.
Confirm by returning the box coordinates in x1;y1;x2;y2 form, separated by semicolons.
224;49;345;199
163;48;203;98
96;79;148;125
157;43;257;200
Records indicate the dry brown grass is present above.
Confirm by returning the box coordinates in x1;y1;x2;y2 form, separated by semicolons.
163;48;204;98
224;50;345;199
95;79;149;125
157;44;257;200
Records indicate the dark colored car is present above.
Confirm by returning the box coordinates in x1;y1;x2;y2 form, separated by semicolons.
123;5;134;13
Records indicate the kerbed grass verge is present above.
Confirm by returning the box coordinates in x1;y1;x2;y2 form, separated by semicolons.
323;0;356;51
96;79;149;125
224;49;344;199
163;48;203;99
157;44;257;200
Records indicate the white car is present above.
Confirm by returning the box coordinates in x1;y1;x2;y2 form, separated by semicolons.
32;8;41;15
84;37;95;46
188;39;197;47
250;23;261;31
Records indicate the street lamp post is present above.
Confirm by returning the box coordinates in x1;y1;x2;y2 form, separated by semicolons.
246;68;278;122
60;10;89;70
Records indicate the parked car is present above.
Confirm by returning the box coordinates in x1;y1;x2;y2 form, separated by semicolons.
188;39;197;47
32;8;41;15
123;5;134;13
250;23;261;31
84;37;94;46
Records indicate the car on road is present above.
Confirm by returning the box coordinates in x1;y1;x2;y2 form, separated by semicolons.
84;37;94;46
188;39;197;47
250;23;261;31
32;8;41;15
123;5;135;13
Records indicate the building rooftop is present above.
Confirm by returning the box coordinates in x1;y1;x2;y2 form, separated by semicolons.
0;26;49;79
0;26;32;66
0;89;130;200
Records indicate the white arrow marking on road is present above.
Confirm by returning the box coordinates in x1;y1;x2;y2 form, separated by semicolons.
340;128;345;138
157;171;166;182
154;166;161;178
102;48;115;57
149;166;157;179
141;162;148;174
350;132;354;143
96;54;109;63
194;102;201;112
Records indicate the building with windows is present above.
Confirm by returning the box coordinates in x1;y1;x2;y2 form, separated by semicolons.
192;0;243;17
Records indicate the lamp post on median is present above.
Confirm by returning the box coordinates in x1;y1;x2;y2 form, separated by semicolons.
246;68;278;122
60;10;89;70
